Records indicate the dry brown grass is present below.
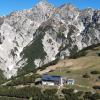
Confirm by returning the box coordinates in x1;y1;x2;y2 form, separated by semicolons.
37;55;100;75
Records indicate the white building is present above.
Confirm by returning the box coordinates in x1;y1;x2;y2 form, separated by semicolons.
42;75;63;86
67;79;75;85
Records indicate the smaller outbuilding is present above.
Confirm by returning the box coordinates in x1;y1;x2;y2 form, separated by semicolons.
66;79;75;85
35;78;42;85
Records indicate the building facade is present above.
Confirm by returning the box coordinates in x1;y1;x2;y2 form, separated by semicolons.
42;75;63;86
66;79;75;85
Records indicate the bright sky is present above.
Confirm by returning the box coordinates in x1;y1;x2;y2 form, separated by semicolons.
0;0;100;16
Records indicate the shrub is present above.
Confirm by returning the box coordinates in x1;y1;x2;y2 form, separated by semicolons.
75;91;84;97
82;73;90;78
97;53;100;57
91;70;100;74
0;70;7;84
84;92;100;100
42;88;59;100
6;74;39;86
98;76;100;79
62;89;74;94
90;93;100;100
69;43;100;59
93;86;100;90
66;71;71;73
43;88;58;95
70;51;87;59
0;97;21;100
0;86;42;99
84;92;92;99
62;89;80;100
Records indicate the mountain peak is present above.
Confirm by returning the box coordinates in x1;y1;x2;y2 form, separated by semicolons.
36;0;51;7
37;0;48;5
59;3;76;11
38;0;48;3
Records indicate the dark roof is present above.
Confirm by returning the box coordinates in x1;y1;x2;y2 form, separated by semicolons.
42;75;61;82
67;79;75;82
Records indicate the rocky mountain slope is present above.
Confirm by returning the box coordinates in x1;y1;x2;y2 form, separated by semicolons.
0;0;100;78
0;1;54;78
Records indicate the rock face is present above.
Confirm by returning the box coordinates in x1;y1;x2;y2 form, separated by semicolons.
0;1;54;78
0;1;100;78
